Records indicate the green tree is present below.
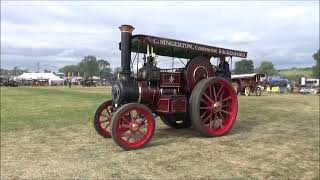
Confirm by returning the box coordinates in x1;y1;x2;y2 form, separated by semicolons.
234;59;254;74
58;65;80;75
312;49;320;78
78;55;99;77
257;61;277;75
97;59;112;79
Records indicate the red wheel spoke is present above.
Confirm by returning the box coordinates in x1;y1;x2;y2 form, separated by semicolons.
209;86;213;98
104;123;110;129
126;132;133;142
218;111;224;119
100;119;108;123
216;116;223;128
219;119;224;128
210;115;216;128
200;106;211;110
201;98;208;104
221;96;231;102
222;104;229;108
105;109;111;116
212;86;217;101
137;112;144;119
203;93;214;104
217;85;224;98
219;91;225;101
136;129;145;136
119;127;129;136
122;116;132;124
203;112;212;124
201;110;209;119
139;118;147;125
221;110;230;115
100;114;107;117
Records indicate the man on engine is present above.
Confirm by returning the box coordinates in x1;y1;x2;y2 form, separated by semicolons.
218;57;231;80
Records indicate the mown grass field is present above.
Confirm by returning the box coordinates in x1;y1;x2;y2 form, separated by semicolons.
1;86;319;179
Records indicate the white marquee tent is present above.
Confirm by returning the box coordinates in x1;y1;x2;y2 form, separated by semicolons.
17;73;64;85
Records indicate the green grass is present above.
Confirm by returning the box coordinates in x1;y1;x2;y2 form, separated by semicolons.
278;67;313;80
1;86;319;179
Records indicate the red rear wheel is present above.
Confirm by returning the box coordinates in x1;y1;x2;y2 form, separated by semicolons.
93;100;114;138
190;77;238;137
111;103;155;150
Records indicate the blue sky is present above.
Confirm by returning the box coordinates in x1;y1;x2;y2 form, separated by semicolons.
1;1;319;72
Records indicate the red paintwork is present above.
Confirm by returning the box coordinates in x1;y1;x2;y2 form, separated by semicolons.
137;81;160;104
114;106;154;148
199;79;237;135
171;98;187;112
160;72;181;87
136;57;216;114
157;98;170;112
185;56;215;92
156;96;187;113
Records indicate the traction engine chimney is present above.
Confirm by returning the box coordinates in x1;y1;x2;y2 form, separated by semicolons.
119;24;135;79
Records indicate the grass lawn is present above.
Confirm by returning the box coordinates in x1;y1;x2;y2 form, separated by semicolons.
1;86;319;179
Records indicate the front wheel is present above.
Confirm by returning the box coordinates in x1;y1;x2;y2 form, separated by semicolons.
93;100;114;138
111;103;155;150
189;77;238;137
244;86;251;96
255;87;262;96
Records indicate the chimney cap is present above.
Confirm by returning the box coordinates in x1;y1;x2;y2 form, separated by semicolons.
119;24;135;33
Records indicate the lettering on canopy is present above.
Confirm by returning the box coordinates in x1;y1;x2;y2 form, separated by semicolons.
150;37;247;58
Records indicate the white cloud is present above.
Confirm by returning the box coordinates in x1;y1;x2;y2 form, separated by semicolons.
0;1;318;71
272;8;305;20
230;32;257;43
210;32;257;44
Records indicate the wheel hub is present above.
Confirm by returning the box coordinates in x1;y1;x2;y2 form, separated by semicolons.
212;102;223;113
130;122;139;132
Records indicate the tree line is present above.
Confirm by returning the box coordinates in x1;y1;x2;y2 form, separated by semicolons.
233;59;277;75
233;49;319;78
1;49;319;80
58;55;115;79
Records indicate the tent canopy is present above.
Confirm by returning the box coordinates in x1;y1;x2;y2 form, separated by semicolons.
129;34;248;59
17;73;63;81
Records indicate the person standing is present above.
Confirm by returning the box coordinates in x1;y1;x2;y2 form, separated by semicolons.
218;57;231;80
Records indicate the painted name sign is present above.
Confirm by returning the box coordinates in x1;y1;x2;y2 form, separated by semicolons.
151;38;247;58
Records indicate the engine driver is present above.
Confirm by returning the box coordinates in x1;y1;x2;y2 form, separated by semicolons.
218;57;231;80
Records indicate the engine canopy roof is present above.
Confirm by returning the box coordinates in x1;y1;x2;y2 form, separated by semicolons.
129;34;248;59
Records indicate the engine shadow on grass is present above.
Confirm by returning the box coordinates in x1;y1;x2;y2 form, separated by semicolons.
143;127;200;148
139;116;268;149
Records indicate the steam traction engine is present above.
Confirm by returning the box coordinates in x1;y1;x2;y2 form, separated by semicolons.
93;25;248;150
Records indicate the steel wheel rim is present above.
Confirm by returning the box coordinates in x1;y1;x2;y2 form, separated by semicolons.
98;102;113;136
232;83;239;94
199;79;237;135
256;88;261;96
245;87;250;96
115;107;154;148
